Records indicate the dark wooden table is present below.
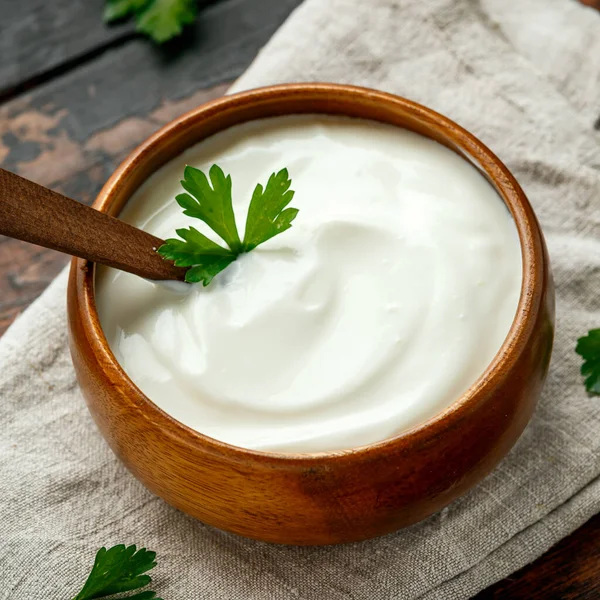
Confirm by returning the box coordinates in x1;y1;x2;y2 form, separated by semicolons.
1;1;598;597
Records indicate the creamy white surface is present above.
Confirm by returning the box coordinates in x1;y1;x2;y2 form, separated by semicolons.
96;115;522;453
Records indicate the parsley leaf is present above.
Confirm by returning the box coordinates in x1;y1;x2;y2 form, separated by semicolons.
158;226;233;266
243;168;299;252
104;0;150;21
136;0;197;43
157;226;236;286
104;0;197;44
157;164;298;285
185;255;237;285
73;544;162;600
178;165;242;253
576;329;600;394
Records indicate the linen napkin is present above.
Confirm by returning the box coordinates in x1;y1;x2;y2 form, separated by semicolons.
1;0;600;598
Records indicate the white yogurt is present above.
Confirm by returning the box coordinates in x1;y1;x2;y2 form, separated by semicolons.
96;115;522;453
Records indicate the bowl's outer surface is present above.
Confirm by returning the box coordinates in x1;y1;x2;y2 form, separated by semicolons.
67;84;555;545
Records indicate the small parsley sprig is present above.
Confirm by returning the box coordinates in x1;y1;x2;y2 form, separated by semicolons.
73;545;162;600
104;0;197;44
576;329;600;395
157;164;298;285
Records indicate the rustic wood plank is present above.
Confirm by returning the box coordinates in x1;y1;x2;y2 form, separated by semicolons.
0;0;132;99
0;238;68;334
0;0;302;101
475;513;600;599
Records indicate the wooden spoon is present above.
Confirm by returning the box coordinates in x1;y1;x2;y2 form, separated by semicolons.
0;168;187;281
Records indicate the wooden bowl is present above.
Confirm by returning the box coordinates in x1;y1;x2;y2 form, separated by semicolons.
67;84;554;545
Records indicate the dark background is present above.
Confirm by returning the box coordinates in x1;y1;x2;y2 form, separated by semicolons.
1;1;599;598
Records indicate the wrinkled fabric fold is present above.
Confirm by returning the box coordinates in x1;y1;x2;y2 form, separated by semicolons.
1;0;599;598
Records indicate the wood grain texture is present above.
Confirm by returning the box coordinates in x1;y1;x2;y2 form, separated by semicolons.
68;83;555;545
0;0;131;99
0;168;186;280
475;513;600;599
0;237;67;334
0;0;302;101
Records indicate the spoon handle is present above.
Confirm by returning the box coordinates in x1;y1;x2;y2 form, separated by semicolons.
0;168;187;281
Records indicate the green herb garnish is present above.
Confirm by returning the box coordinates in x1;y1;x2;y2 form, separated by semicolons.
576;329;600;394
158;164;298;285
73;544;162;600
104;0;197;44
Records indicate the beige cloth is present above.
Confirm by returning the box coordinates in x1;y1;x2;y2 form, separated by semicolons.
1;0;600;598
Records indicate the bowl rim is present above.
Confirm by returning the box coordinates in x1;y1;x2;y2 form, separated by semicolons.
71;82;544;465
